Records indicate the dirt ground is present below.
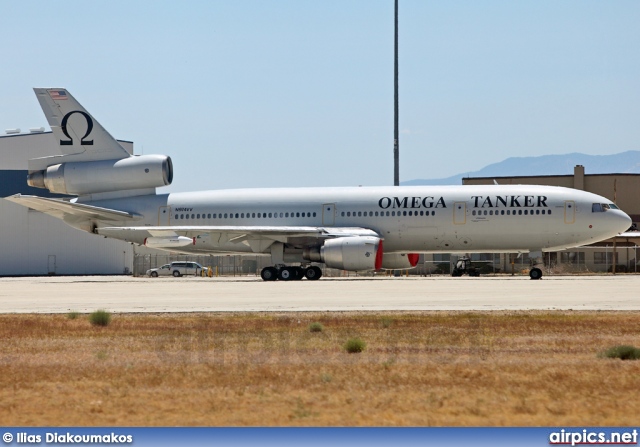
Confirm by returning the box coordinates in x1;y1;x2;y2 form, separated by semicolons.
0;311;638;426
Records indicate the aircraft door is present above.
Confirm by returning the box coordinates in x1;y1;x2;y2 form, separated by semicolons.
158;206;171;225
564;201;576;224
453;202;467;225
322;203;335;226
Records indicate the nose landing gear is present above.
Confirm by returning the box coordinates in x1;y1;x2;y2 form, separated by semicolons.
529;267;543;280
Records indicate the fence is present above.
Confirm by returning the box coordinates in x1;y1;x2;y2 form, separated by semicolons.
134;246;640;278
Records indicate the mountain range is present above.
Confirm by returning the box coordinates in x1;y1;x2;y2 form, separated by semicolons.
401;151;640;186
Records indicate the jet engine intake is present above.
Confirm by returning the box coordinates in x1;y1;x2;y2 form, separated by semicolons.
304;236;382;271
27;154;173;195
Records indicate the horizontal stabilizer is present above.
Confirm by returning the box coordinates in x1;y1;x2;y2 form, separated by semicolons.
5;194;140;222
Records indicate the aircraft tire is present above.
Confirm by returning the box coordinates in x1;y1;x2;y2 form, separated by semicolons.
260;267;278;281
305;266;322;280
529;268;543;280
261;267;278;281
278;267;295;281
292;267;304;280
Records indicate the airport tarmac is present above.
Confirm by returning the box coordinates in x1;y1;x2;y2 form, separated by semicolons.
0;274;638;313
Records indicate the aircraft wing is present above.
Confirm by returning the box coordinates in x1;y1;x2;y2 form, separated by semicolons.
98;225;380;252
5;194;140;222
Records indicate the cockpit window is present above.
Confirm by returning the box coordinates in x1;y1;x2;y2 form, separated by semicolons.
593;203;619;212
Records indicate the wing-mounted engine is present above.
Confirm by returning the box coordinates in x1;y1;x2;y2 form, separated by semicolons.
27;155;173;196
380;253;420;270
303;236;383;271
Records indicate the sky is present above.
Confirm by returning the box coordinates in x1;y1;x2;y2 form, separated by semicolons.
1;1;639;193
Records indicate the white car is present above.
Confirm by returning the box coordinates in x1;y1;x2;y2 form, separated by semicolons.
146;262;206;277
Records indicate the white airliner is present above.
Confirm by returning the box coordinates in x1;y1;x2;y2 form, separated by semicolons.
6;89;632;280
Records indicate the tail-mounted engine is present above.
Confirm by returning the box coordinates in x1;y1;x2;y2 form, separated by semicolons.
303;236;383;271
27;154;173;196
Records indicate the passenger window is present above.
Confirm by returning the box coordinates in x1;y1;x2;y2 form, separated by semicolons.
548;210;552;215
501;210;505;215
175;215;178;220
536;210;539;215
524;210;528;215
403;211;407;216
186;214;190;219
518;210;522;215
313;212;316;217
224;213;228;218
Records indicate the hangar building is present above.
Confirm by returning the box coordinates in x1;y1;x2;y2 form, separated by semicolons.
0;130;135;276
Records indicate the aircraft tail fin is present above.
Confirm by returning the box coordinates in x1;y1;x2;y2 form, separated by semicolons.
30;88;130;171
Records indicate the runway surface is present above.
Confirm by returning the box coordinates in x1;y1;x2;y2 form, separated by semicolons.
0;275;638;313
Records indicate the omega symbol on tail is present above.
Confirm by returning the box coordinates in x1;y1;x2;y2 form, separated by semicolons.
60;110;94;146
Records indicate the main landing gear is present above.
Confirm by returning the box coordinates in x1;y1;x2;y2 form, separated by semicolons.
260;266;323;281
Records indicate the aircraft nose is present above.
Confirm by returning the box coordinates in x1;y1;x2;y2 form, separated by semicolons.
605;209;633;235
616;210;633;233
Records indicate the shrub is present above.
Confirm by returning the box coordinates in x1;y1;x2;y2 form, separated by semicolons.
89;309;111;327
309;322;324;333
67;311;80;320
344;337;366;353
600;345;640;360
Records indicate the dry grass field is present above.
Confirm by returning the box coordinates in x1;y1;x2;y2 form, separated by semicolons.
0;311;638;426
